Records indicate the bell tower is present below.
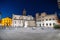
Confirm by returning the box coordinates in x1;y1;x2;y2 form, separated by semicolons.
23;9;26;16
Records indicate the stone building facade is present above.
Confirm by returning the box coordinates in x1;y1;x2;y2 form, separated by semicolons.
36;12;58;27
12;9;36;28
1;17;12;27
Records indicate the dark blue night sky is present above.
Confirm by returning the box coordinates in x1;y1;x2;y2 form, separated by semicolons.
0;0;60;19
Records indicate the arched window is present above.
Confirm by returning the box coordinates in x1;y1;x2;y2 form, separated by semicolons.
53;18;55;20
42;16;44;18
46;23;48;26
46;19;48;21
42;19;44;21
50;23;51;26
43;23;44;26
40;24;41;27
53;23;55;25
49;19;51;20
